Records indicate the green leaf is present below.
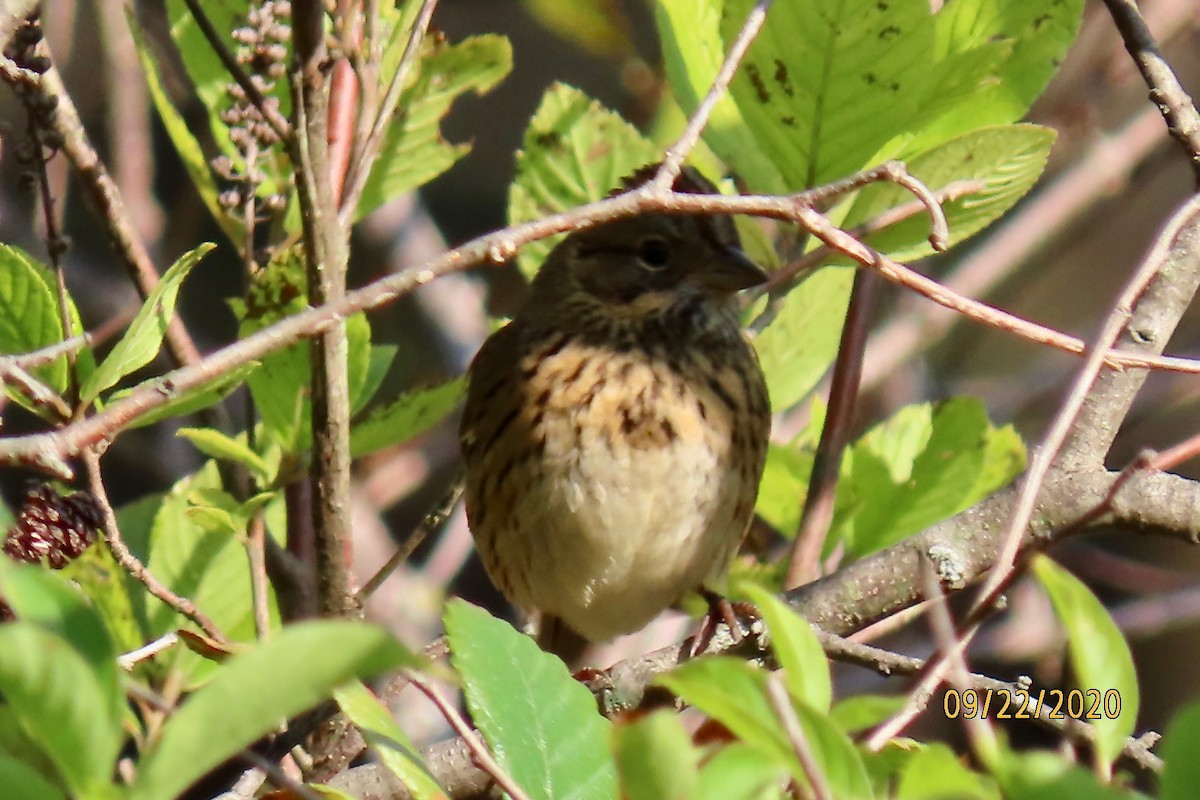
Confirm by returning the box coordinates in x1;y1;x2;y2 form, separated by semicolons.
358;33;512;219
0;244;82;399
0;623;122;797
523;0;632;58
142;462;280;684
165;0;293;205
753;266;854;412
508;83;660;279
177;427;271;482
844;125;1056;262
994;749;1144;800
722;0;938;189
350;377;466;458
236;247;373;454
1160;702;1200;800
695;743;790;800
754;442;814;537
614;710;700;800
1031;557;1139;770
444;599;617;800
915;0;1083;153
897;742;997;799
737;583;831;711
79;243;214;406
0;561;119;702
60;539;145;656
830;694;908;734
655;0;783;193
127;9;237;245
840;398;1024;558
111;362;257;430
352;344;398;417
659;658;873;797
334;682;445;800
131;622;415;800
0;756;67;800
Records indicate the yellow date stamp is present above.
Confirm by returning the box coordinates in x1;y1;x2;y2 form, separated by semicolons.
943;688;1122;720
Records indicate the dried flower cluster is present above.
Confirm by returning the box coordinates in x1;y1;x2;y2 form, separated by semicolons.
214;0;292;217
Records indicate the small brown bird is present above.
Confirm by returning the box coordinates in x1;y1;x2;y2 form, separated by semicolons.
460;166;771;663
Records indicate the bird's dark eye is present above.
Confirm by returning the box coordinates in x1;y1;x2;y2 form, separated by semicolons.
636;236;671;269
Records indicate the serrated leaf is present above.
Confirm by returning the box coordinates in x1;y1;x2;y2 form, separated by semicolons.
0;623;122;797
127;9;237;245
334;682;445;800
0;245;67;394
351;377;465;458
130;622;415;800
80;243;214;406
1160;702;1200;800
508;83;660;278
444;599;617;800
722;0;938;189
840;398;1024;558
737;584;831;712
915;0;1083;153
1031;557;1139;770
655;0;783;193
614;710;700;800
177;427;271;481
359;33;511;218
753;265;854;412
659;658;873;797
845;125;1055;262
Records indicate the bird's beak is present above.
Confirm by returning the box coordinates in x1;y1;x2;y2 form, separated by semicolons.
697;246;770;293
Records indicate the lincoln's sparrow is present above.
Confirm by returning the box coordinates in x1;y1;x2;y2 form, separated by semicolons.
460;166;771;663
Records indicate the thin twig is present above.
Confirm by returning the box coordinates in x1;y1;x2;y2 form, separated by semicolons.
765;672;832;800
179;0;293;142
357;473;463;601
5;186;1200;476
337;0;439;224
785;270;880;587
654;0;772;189
247;513;271;639
919;556;999;765
83;451;226;641
404;669;532;800
815;631;1163;774
974;194;1200;615
0;54;204;370
6;331;92;369
117;632;180;670
1101;0;1200;185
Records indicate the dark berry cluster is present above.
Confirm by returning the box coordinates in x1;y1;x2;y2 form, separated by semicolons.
3;485;104;569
